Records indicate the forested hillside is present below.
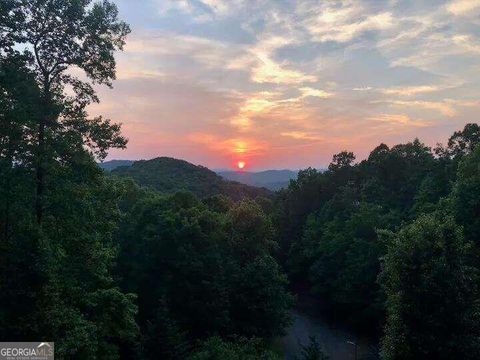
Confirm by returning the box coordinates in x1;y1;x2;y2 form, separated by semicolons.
99;159;134;171
0;2;289;358
218;170;299;190
111;157;272;200
274;123;480;358
2;1;480;359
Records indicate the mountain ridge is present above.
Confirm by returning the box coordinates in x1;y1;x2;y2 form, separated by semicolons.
100;159;299;190
109;157;272;200
218;169;298;190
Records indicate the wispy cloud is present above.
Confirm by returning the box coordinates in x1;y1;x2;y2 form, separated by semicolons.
281;131;325;141
298;1;394;43
452;34;480;54
353;86;373;91
380;85;442;97
446;0;480;16
188;132;268;156
90;0;480;169
369;113;432;127
378;100;457;117
299;87;333;98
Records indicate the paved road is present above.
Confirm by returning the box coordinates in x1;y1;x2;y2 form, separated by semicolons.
281;296;379;360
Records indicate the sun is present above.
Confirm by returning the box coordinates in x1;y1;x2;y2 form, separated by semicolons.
237;161;246;170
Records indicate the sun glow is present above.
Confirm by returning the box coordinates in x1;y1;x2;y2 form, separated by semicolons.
237;161;246;170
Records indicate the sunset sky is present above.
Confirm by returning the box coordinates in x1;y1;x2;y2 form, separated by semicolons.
90;0;480;170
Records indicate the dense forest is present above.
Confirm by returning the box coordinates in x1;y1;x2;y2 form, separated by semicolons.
1;1;480;359
110;157;272;200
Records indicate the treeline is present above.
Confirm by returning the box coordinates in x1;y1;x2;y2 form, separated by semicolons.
0;1;293;359
2;1;480;360
110;157;272;200
114;186;293;358
274;123;480;359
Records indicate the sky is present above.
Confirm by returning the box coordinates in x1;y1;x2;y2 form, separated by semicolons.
90;0;480;170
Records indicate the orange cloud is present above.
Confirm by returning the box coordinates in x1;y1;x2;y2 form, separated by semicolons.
188;133;268;158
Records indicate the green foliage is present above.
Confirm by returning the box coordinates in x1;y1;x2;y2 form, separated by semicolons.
448;123;480;157
111;157;271;200
115;191;292;358
297;337;329;360
379;215;480;360
307;201;390;324
10;0;130;86
0;2;137;358
143;299;190;360
328;150;355;171
189;336;280;360
2;5;480;357
452;145;480;243
275;129;479;332
0;158;139;358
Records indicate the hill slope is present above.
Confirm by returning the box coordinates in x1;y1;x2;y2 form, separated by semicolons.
218;170;298;190
111;157;271;200
98;160;134;171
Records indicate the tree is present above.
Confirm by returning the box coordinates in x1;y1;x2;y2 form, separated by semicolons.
143;299;190;360
230;255;293;338
0;2;137;357
115;191;293;357
452;145;480;244
228;199;276;261
328;151;355;171
0;0;21;51
227;200;293;338
448;123;480;157
361;139;435;215
297;337;328;360
189;336;280;360
5;0;130;222
308;199;391;326
379;215;480;360
0;56;41;241
273;167;328;268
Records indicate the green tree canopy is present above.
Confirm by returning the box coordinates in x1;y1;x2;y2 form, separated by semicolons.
380;215;480;360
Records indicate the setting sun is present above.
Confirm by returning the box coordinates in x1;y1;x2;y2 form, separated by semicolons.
237;161;246;170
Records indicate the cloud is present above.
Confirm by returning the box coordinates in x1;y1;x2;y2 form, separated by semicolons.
369;113;432;127
154;0;245;22
228;92;277;131
445;98;480;107
93;0;480;169
200;0;230;14
252;53;317;84
446;0;480;16
380;85;442;97
188;133;268;156
155;0;191;15
353;86;373;91
124;31;238;71
228;90;309;131
281;131;325;141
248;35;317;84
379;100;457;117
299;0;395;43
452;34;480;54
299;87;334;98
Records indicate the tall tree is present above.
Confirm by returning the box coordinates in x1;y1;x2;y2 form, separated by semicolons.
379;215;480;360
448;123;480;157
0;2;137;357
452;145;480;244
5;0;130;222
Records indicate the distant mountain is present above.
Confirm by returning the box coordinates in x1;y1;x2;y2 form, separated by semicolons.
110;157;271;200
98;160;134;171
218;170;298;190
